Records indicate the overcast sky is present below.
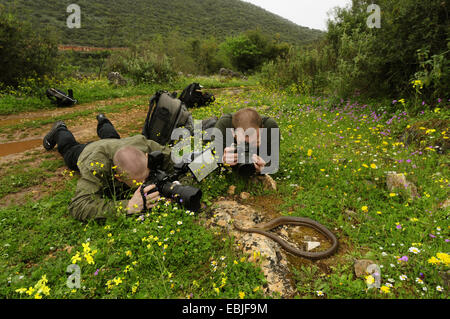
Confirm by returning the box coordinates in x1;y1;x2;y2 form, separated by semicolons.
242;0;352;31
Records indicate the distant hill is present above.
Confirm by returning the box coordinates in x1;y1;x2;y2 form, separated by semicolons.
1;0;324;47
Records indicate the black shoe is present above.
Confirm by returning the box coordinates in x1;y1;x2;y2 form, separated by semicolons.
96;113;108;124
43;121;66;150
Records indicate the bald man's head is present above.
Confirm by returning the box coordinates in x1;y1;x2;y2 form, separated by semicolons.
113;146;149;187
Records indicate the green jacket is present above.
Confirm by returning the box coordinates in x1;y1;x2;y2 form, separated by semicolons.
68;135;172;221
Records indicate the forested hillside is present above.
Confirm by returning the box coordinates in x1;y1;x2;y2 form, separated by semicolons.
1;0;323;46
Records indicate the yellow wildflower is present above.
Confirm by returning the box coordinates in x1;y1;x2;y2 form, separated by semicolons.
380;286;390;294
84;253;94;265
428;256;441;265
436;253;450;265
365;275;375;285
82;242;90;253
113;277;123;285
71;252;81;264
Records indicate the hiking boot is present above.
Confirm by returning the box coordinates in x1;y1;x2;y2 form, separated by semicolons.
43;121;67;150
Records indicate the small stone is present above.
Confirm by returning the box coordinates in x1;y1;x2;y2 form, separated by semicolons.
280;229;289;238
306;242;321;251
344;209;356;217
439;198;450;209
260;175;277;191
439;270;450;290
386;172;419;199
354;259;376;278
228;185;236;196
240;192;251;200
251;174;277;191
107;72;127;86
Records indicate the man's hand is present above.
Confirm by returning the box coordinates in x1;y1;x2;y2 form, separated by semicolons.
126;184;160;215
222;146;238;166
252;154;266;173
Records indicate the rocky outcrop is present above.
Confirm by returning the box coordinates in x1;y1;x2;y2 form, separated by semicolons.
204;200;296;297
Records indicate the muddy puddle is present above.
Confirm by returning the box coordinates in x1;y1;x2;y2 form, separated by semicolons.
0;115;51;128
0;139;42;157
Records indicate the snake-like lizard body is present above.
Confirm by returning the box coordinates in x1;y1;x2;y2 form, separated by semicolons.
233;216;338;260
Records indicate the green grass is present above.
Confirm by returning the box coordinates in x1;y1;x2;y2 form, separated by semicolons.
0;75;257;115
0;82;449;299
0;159;65;199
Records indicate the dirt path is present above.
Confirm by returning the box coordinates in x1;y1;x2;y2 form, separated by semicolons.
0;85;255;206
0;86;251;163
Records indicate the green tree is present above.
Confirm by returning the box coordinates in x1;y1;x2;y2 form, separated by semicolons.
220;30;290;73
0;9;58;87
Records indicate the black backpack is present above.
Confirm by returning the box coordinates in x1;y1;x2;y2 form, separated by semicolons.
46;88;77;107
179;83;215;108
142;91;193;145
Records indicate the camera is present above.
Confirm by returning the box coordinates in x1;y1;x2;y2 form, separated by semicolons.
141;151;203;212
233;142;257;177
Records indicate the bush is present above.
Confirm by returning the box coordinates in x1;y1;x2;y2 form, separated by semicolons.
326;0;449;100
105;44;177;84
190;37;231;75
220;30;290;73
259;0;449;103
259;43;330;95
0;10;58;88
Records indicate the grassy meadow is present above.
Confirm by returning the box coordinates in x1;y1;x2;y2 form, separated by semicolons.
0;78;448;299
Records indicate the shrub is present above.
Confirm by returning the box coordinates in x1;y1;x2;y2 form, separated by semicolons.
105;45;177;84
0;9;58;88
259;43;330;95
220;30;290;73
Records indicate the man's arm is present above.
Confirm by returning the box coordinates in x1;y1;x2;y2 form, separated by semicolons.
262;117;280;157
68;177;129;221
214;114;233;152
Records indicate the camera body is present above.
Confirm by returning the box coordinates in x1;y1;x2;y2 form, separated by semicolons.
232;142;257;177
141;152;202;212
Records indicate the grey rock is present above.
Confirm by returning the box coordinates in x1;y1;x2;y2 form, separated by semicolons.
306;241;321;251
354;259;376;278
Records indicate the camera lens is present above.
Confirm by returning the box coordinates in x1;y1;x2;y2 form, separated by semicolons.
161;183;203;212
